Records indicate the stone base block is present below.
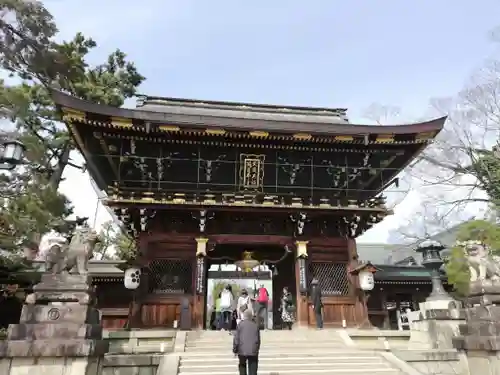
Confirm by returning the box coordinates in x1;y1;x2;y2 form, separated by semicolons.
468;294;500;306
453;335;500;351
34;291;91;304
452;303;500;352
463;353;500;375
0;356;101;375
20;304;100;325
459;321;500;337
469;280;500;295
419;308;466;320
0;339;109;357
8;323;102;340
419;300;454;314
36;273;92;288
461;304;500;321
33;274;92;304
409;317;464;350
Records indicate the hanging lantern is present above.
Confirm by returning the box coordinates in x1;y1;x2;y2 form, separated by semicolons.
348;262;380;291
358;270;375;291
234;251;260;273
124;267;141;290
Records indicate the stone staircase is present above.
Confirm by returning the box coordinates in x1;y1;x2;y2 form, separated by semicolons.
178;330;407;375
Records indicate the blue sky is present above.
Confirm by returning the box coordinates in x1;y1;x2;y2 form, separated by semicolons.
44;0;500;242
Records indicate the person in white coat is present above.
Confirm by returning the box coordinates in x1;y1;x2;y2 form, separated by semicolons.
237;289;253;323
220;285;234;331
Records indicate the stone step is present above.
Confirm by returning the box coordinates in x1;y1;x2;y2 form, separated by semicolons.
178;368;400;375
184;346;350;354
189;339;345;345
191;336;345;342
192;333;344;339
188;334;342;339
180;330;401;375
186;343;346;349
179;350;379;358
186;340;346;347
191;331;343;337
190;339;345;344
179;362;391;373
187;336;345;342
187;334;345;345
181;355;385;366
180;356;389;369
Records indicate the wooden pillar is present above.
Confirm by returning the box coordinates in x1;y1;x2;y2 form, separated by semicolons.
347;238;369;327
194;237;208;329
380;289;390;329
295;240;309;328
128;236;149;329
129;268;149;328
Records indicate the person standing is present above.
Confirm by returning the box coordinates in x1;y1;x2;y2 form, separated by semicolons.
237;289;253;323
233;309;260;375
280;287;295;330
256;284;269;330
214;293;222;330
220;285;234;331
310;278;323;329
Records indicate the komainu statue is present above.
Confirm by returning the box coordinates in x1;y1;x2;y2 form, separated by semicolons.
44;238;67;274
64;225;99;276
458;240;500;282
41;223;100;276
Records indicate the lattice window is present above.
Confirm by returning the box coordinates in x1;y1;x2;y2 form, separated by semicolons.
96;282;133;308
308;262;349;296
148;259;193;294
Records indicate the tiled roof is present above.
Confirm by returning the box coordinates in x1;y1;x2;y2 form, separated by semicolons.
357;243;419;265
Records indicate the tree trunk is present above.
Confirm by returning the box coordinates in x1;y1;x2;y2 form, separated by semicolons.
49;142;70;188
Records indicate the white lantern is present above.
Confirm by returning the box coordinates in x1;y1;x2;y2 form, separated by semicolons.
359;270;375;291
124;267;141;290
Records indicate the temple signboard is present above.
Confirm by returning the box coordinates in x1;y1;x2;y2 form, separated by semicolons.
239;154;265;191
298;258;307;293
195;257;205;295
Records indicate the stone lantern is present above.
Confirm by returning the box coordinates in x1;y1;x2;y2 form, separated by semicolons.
1;139;25;170
415;239;452;302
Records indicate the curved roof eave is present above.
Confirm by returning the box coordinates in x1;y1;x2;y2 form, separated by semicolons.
51;90;447;136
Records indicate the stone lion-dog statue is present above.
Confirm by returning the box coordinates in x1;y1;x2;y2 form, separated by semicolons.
42;226;100;276
459;240;500;282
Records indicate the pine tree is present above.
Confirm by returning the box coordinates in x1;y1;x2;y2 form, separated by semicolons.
0;0;145;253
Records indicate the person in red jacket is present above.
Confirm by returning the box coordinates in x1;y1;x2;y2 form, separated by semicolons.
256;284;269;330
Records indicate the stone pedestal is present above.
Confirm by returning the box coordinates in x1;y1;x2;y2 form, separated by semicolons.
466;280;500;306
0;274;108;375
451;280;500;375
409;300;465;350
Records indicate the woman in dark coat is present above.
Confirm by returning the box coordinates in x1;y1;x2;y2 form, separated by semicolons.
280;287;295;330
